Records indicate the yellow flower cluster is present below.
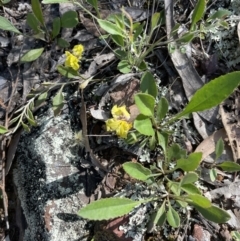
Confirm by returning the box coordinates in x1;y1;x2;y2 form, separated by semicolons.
106;105;132;139
65;44;84;71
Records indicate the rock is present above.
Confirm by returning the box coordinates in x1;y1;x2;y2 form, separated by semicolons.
13;107;90;241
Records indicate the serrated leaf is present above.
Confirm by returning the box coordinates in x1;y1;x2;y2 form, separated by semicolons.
181;183;201;195
117;60;131;73
166;205;180;228
215;138;224;160
157;131;168;154
52;17;61;39
156;97;168;121
194;204;230;223
134;93;155;117
180;172;198;185
78;197;143;220
176;152;202;172
0;16;21;34
123;162;152;181
217;161;240;172
0;125;8;134
61;10;78;28
191;0;206;29
133;114;154;136
31;0;45;26
57;38;70;48
20;48;44;63
176;72;240;119
97;19;124;37
57;65;80;78
140;71;157;98
187;194;211;208
26;13;41;33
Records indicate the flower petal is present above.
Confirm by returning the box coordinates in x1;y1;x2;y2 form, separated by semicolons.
72;44;84;59
111;105;130;120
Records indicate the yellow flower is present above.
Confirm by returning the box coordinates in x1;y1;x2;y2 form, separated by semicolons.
72;44;84;59
65;51;80;70
106;118;132;139
111;105;130;120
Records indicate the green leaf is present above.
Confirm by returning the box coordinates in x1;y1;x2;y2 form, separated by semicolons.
176;72;240;119
134;93;155;117
217;161;240;172
31;0;45;26
115;49;127;60
168;181;181;196
111;34;124;47
177;32;195;43
42;0;69;3
166;205;180;228
26;109;37;127
35;92;48;107
57;65;80;79
151;12;161;32
78;197;143;220
52;17;61;39
20;48;44;63
181;183;201;195
61;10;78;28
149;134;156;151
207;9;231;22
176;152;202;171
140;71;157;98
0;125;8;134
194;204;230;223
123;162;152;181
21;122;30;132
57;38;70;48
156;97;168;121
209;168;217;182
138;60;147;71
97;19;124;37
117;60;131;73
187;194;211;208
157;131;168;154
86;0;98;10
167;144;187;162
134;114;154;136
26;13;41;33
52;88;64;116
190;0;206;29
231;231;240;240
0;16;21;34
215;138;224;160
133;23;144;41
152;201;166;226
180;172;199;185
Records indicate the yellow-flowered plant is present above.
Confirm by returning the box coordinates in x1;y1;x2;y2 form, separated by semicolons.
65;44;84;71
105;105;132;139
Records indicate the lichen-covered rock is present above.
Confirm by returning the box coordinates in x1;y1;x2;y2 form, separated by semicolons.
13;107;89;241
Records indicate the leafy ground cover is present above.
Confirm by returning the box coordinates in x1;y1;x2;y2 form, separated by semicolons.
1;0;240;240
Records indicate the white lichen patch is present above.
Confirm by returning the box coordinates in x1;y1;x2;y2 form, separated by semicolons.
13;107;89;241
